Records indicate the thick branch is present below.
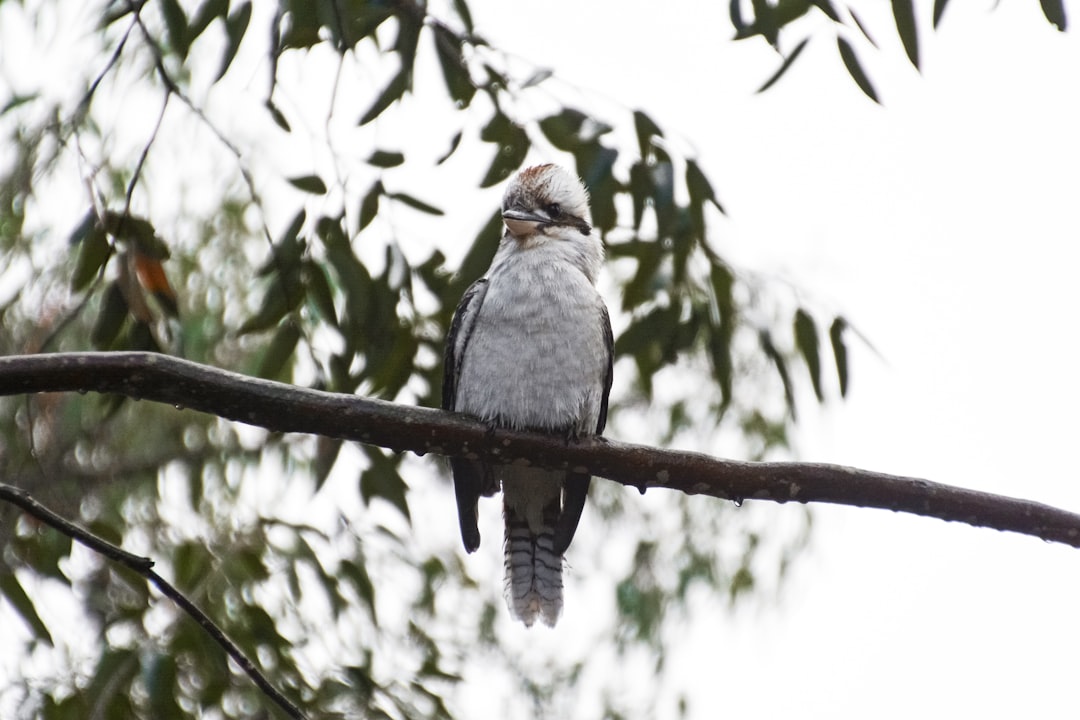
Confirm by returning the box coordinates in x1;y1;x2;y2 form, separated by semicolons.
2;351;1079;549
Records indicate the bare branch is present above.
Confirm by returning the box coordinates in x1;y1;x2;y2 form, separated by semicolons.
2;351;1079;549
0;480;308;720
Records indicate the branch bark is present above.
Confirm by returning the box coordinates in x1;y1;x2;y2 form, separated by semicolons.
2;351;1079;549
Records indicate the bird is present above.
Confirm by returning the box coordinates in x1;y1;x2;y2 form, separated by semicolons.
442;164;613;627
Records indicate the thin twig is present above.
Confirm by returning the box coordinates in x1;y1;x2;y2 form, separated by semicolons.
124;92;171;212
0;481;308;720
124;0;274;247
77;12;138;118
142;568;306;720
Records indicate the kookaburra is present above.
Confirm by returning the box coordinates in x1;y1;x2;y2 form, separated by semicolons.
442;164;614;627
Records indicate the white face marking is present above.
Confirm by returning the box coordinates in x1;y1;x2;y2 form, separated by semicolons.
501;164;593;241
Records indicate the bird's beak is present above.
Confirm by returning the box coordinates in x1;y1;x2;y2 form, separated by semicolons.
502;209;547;239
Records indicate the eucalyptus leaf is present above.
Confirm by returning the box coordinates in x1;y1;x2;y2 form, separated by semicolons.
837;36;879;103
794;308;824;401
891;0;920;69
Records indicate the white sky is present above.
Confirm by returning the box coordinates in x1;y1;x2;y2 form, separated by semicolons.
471;0;1080;717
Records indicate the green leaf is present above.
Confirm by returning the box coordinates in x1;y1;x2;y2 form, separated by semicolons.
521;68;553;89
257;321;301;380
360;448;411;521
614;304;681;377
849;9;879;48
339;558;377;622
617;238;664;311
123;319;162;352
759;330;796;418
257;210;306;276
794;308;824;401
452;0;475;33
71;223;110;291
735;0;779;44
358;181;383;231
708;263;736;408
686;158;725;214
292;536;345;614
394;9;422;75
433;25;476;107
277;0;318;49
810;0;841;22
387;192;444;216
574;143;618;231
891;0;919;69
344;4;395;46
67;209;96;245
1040;0;1067;30
314;437;343;490
437;131;462;165
188;0;228;42
85;649;138;716
160;0;189;59
318;216;374;352
367;321;418;397
265;98;291;132
730;0;746;31
0;92;39;116
237;275;294;334
288;174;328;195
650;159;676;238
0;570;54;644
632;110;663;160
757;37;810;94
830;316;850;397
174;541;212;592
932;0;949;28
281;208;307;248
479;110;513;143
303;260;338;327
479;114;529;188
628;162;652;231
367;149;405;168
358;69;409;126
142;652;182;720
837;36;879;103
91;282;129;349
537;108;588;152
216;1;251;81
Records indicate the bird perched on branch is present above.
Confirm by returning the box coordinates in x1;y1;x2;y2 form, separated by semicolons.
443;164;614;627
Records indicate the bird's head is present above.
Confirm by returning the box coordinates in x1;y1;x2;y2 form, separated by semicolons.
501;164;593;243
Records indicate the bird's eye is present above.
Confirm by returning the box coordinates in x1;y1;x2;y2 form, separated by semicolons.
544;203;561;217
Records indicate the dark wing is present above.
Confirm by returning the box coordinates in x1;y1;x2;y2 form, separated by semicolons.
443;278;491;553
554;302;614;556
595;302;615;435
443;278;488;412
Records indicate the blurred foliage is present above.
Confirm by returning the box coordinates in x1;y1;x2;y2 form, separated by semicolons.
742;0;1065;101
0;0;1063;718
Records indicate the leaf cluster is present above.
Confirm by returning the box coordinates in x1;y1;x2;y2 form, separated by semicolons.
740;0;1067;102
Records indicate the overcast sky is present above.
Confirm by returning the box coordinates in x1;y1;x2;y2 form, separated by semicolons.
471;1;1080;717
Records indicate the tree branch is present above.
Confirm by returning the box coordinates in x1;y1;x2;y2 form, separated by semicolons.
0;482;307;720
2;351;1079;549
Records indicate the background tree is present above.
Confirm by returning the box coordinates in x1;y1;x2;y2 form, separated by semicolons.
0;1;1070;718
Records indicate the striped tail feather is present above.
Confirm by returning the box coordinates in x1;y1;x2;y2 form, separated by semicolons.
504;500;563;627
